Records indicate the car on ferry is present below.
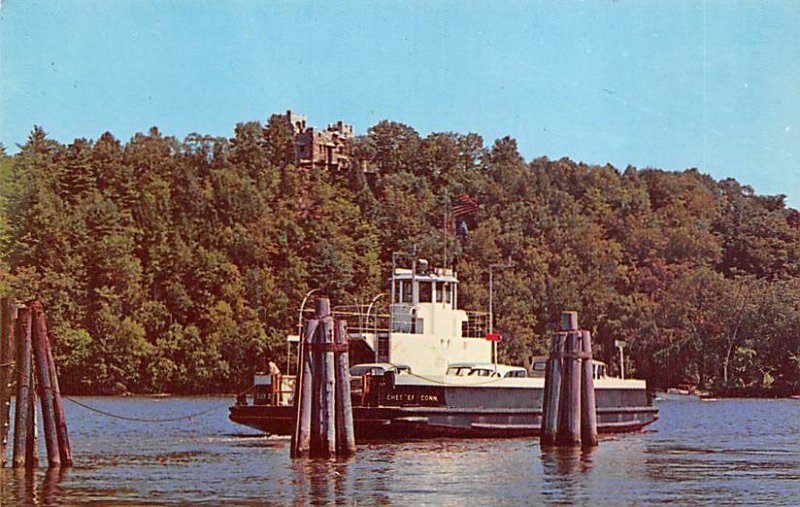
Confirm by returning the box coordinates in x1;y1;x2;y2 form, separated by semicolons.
446;363;528;378
465;364;527;378
349;363;412;377
445;362;478;376
349;363;412;400
528;355;608;379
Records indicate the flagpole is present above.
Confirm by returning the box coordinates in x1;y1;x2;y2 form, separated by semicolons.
489;261;514;373
489;266;495;372
442;192;448;269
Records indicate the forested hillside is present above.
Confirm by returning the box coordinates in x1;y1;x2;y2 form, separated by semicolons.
2;114;799;394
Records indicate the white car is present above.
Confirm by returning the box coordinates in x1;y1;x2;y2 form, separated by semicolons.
448;363;528;378
349;363;412;377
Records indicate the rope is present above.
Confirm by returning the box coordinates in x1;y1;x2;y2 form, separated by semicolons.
62;396;232;423
4;363;256;424
59;383;257;423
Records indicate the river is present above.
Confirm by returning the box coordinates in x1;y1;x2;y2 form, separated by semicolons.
1;395;799;505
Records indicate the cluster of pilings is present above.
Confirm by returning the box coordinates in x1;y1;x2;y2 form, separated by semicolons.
291;297;356;458
0;298;72;468
541;311;598;448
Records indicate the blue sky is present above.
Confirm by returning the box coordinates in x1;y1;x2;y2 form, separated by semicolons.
2;1;799;208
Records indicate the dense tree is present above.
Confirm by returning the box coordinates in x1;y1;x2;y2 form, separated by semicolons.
1;117;799;394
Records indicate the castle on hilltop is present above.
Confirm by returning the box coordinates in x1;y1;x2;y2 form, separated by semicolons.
287;110;353;171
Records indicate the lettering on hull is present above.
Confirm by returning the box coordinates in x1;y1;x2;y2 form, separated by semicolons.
381;389;445;407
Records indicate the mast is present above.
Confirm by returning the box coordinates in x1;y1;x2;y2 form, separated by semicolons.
442;191;449;269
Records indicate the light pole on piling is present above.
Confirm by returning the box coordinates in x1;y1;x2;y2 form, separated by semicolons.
293;288;320;374
365;293;386;333
488;262;514;371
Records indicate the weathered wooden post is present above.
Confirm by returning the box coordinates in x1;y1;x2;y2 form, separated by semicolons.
334;319;356;455
31;301;60;468
291;318;318;458
26;378;39;469
316;313;337;458
309;298;327;455
0;299;16;467
12;306;33;468
580;330;598;447
555;331;582;446
45;333;72;467
555;312;582;447
540;332;564;446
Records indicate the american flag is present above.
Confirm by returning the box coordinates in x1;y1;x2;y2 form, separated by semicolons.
452;194;479;218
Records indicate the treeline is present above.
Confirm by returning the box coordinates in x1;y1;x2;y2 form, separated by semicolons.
1;114;799;394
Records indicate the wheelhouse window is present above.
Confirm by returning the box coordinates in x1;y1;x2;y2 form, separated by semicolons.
436;282;452;304
398;280;412;303
419;281;432;303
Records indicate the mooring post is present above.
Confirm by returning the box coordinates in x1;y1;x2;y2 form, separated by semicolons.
26;383;39;469
31;302;60;468
310;298;330;455
291;318;318;458
555;312;581;447
47;347;73;466
12;306;33;468
39;306;73;467
334;319;356;455
580;330;599;447
0;298;16;467
317;315;337;458
540;332;564;446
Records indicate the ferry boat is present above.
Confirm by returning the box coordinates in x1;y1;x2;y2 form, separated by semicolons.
229;261;658;439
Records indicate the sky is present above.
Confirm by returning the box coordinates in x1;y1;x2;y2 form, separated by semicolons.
2;1;799;208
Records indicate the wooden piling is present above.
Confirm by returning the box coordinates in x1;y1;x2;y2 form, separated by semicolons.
555;314;582;446
32;303;73;466
12;306;32;468
26;378;38;469
292;296;357;458
540;332;564;446
317;315;337;458
580;330;598;447
31;302;60;468
46;335;72;466
310;299;331;455
0;299;16;467
308;299;324;455
291;318;318;458
334;319;356;455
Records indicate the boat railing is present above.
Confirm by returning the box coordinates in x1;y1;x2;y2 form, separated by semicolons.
238;374;296;407
331;304;489;338
332;303;391;335
462;310;489;338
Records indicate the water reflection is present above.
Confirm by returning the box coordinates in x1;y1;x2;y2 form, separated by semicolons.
540;445;595;475
0;467;67;506
539;446;596;504
291;457;353;505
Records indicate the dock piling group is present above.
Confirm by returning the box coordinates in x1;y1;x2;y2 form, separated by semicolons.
291;296;356;458
1;298;73;468
0;298;16;467
541;311;598;448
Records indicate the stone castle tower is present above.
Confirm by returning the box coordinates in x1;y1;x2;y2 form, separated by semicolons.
286;110;353;171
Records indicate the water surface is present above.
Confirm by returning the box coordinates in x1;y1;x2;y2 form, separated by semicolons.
1;395;799;505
